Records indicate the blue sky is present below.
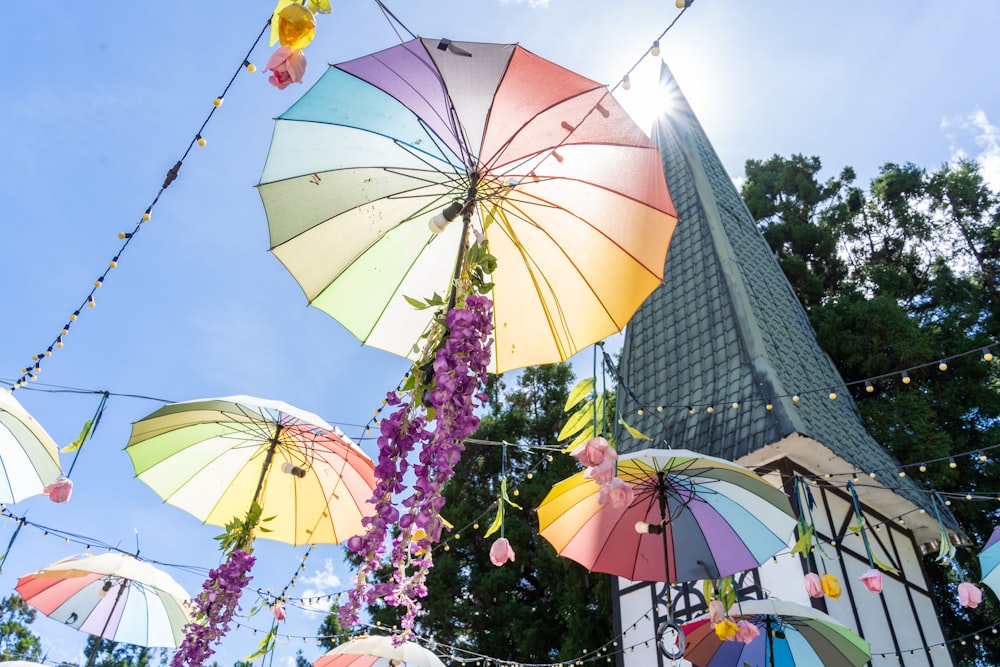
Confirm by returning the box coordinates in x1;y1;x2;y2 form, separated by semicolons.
2;1;999;665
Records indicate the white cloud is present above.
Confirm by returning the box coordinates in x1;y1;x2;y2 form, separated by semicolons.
297;558;342;613
941;108;1000;191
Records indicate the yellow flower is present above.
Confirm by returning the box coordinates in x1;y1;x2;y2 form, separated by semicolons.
714;618;739;641
309;0;333;13
821;573;842;599
410;529;429;556
269;1;316;50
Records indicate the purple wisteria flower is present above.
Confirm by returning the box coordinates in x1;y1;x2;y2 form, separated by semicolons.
341;293;494;640
171;549;256;667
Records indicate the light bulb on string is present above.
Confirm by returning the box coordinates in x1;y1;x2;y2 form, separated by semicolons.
983;347;994;362
622;74;631;91
865;380;874;393
949;457;957;468
901;371;911;384
938;360;948;371
650;40;660;57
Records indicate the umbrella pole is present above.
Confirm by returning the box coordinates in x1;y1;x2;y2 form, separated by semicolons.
767;618;775;667
445;185;478;312
656;471;673;622
85;581;127;667
251;424;283;507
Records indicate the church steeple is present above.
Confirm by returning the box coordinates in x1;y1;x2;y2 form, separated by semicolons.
618;63;952;546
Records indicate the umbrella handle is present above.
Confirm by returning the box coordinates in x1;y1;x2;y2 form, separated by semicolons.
445;185;478;312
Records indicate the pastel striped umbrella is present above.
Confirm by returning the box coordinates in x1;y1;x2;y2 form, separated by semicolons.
537;448;796;584
16;552;192;648
0;390;61;503
125;396;376;546
314;635;446;667
682;598;871;667
978;526;1000;598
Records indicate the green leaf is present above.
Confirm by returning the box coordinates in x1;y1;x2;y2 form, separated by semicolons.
558;401;594;441
404;295;428;309
244;625;278;660
790;525;814;556
873;555;901;574
561;424;596;454
702;579;713;603
565;378;595;412
618;418;651;441
499;478;523;511
483;503;503;539
61;418;93;453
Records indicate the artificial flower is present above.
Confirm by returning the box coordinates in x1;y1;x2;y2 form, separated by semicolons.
821;573;842;599
859;568;883;593
708;599;725;625
172;549;256;667
308;0;333;13
42;477;73;503
958;582;983;608
735;620;760;644
571;435;616;468
276;2;316;50
598;477;635;508
272;601;286;621
803;572;823;598
265;46;307;90
584;458;616;486
490;537;515;566
714;618;738;641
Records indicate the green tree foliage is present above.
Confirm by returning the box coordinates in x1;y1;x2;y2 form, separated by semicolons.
743;155;1000;666
335;363;613;663
316;603;352;651
0;594;43;661
82;637;168;667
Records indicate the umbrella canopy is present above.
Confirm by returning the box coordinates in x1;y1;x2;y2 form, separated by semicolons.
314;635;446;667
979;526;1000;597
537;448;796;583
682;598;871;667
15;552;192;648
125;395;376;546
257;37;676;374
0;390;62;503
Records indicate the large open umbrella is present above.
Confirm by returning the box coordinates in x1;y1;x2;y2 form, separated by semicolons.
681;598;871;667
314;635;446;667
15;552;192;651
257;37;676;373
978;526;1000;598
0;390;62;503
125;395;376;546
537;448;797;584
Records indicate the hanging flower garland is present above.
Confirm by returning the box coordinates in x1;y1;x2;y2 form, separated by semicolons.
171;503;267;667
341;237;496;640
483;444;523;566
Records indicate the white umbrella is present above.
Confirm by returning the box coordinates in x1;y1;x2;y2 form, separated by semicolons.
315;636;446;667
0;391;62;503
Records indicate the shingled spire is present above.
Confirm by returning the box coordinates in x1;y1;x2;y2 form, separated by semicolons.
617;63;953;546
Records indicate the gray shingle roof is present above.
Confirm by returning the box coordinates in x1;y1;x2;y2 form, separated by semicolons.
617;64;950;541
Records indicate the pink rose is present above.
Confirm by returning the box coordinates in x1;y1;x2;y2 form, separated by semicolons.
571;436;616;468
803;572;823;598
584;459;616;485
272;601;286;621
859;568;883;593
489;537;515;566
598;477;635;508
958;582;983;608
265;46;307;90
735;620;760;644
708;599;725;625
42;477;73;503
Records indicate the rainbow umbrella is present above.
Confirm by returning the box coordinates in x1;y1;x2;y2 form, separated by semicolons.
314;635;445;667
125;395;376;546
0;390;61;503
537;448;796;584
257;37;676;373
682;598;871;667
16;552;192;649
978;526;1000;598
